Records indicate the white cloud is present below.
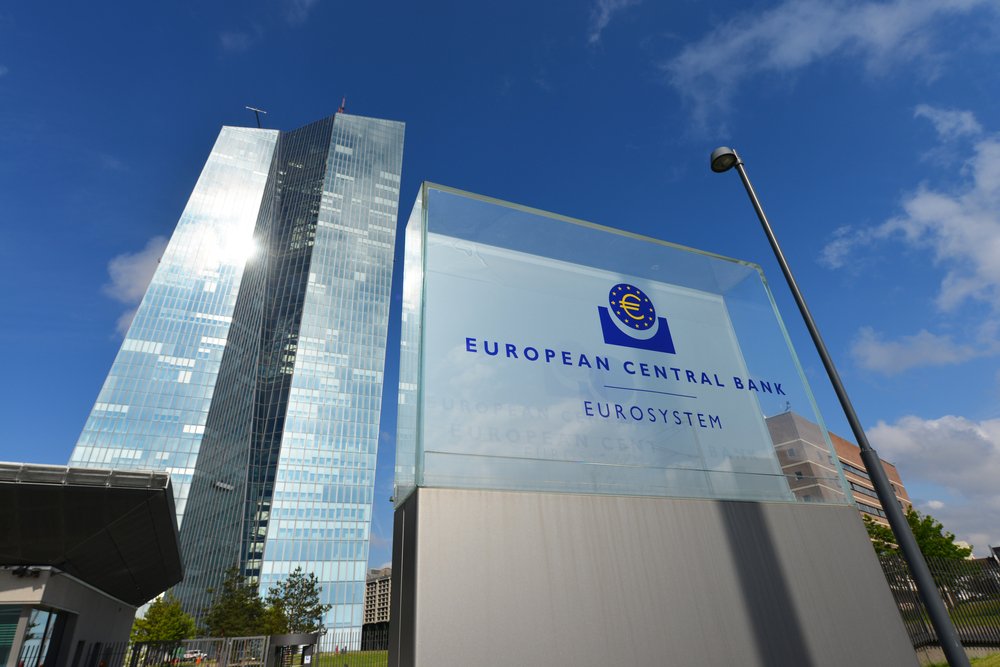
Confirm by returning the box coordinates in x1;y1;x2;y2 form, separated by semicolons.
588;0;641;45
819;225;875;269
869;414;1000;553
104;236;167;303
878;135;1000;311
887;137;994;293
115;307;139;337
103;236;168;334
822;109;1000;374
663;0;995;126
0;65;8;77
98;153;127;171
850;326;985;375
221;3;310;52
914;104;983;141
285;0;319;24
220;31;254;54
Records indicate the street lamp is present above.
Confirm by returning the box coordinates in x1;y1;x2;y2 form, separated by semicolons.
710;146;970;667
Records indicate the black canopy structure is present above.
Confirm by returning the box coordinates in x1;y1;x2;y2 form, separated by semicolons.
0;463;183;606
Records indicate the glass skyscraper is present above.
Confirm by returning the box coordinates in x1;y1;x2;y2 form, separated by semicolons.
69;112;404;639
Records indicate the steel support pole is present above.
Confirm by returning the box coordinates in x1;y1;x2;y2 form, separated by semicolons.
725;152;969;667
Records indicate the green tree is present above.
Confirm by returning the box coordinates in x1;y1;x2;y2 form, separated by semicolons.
864;508;973;559
201;568;266;637
130;593;197;643
259;602;289;635
265;567;332;633
866;510;976;609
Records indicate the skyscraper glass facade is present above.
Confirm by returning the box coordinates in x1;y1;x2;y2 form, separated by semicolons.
69;113;404;640
70;126;280;520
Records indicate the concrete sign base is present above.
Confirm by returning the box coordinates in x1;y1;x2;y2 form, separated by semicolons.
388;488;917;667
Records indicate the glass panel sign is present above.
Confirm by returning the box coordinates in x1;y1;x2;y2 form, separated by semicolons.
395;184;849;506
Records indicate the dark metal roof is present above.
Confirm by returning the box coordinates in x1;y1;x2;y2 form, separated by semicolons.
0;463;184;606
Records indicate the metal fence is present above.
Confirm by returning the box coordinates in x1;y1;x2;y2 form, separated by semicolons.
359;624;389;652
126;637;269;667
879;554;1000;649
44;633;387;667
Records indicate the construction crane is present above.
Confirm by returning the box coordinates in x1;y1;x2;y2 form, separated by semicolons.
245;106;268;128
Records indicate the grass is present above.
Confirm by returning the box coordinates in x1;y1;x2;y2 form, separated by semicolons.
899;598;1000;628
928;653;1000;667
312;651;388;667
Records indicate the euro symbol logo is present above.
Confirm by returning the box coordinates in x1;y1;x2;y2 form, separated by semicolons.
598;283;675;354
609;283;655;331
618;293;644;321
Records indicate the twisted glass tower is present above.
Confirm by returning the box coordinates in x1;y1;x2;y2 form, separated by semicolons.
69;112;404;639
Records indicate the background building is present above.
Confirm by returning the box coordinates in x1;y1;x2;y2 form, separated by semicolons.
767;411;911;524
68;112;404;642
361;567;391;650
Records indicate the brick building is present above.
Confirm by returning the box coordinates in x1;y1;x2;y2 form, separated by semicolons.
767;411;911;525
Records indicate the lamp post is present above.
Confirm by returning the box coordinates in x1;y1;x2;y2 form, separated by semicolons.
710;146;969;667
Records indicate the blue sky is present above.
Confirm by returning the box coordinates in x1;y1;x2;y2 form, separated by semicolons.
2;0;999;562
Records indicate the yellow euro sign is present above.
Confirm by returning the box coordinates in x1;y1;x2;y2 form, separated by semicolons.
618;293;644;320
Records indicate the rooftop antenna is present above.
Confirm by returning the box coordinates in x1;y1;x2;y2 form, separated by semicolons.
245;106;268;128
337;97;347;114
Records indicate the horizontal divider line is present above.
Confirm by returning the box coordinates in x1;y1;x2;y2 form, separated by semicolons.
603;384;698;399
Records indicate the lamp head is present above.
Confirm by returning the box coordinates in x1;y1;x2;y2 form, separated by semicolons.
710;146;740;173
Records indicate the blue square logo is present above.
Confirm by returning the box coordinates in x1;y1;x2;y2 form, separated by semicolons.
598;283;675;354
